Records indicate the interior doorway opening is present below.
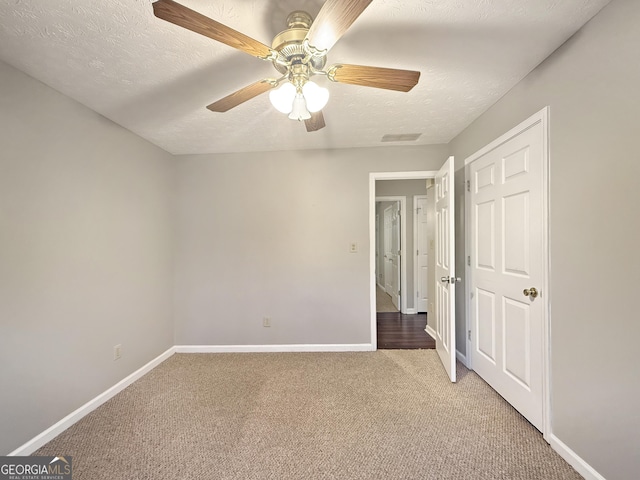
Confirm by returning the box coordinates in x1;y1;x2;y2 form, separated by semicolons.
371;173;438;350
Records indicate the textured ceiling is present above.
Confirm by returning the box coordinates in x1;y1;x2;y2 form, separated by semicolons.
0;0;610;155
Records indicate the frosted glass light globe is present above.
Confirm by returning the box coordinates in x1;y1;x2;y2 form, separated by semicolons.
302;81;329;112
288;94;311;121
269;82;296;114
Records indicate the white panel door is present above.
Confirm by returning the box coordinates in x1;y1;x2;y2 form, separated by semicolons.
383;205;393;295
415;195;429;312
390;202;401;310
470;122;544;430
435;157;456;382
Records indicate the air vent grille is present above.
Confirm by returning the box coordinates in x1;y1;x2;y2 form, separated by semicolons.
381;133;422;142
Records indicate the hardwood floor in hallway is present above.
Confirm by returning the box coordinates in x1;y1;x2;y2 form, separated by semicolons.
376;312;435;349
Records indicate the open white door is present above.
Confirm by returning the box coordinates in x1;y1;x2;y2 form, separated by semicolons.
435;156;456;382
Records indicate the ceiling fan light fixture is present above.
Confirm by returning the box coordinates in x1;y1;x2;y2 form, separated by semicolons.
269;82;296;114
302;81;329;113
153;1;421;133
288;93;311;121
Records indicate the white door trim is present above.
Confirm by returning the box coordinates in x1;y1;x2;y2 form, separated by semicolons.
377;196;407;313
370;171;438;349
464;106;550;438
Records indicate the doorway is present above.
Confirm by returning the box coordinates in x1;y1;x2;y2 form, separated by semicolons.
372;174;439;350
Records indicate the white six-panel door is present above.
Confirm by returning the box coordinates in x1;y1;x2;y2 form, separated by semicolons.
469;122;544;430
435;157;456;382
415;196;429;313
390;203;401;310
383;205;394;295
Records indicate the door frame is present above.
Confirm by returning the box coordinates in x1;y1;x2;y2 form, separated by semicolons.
377;196;406;312
370;171;438;349
463;106;550;437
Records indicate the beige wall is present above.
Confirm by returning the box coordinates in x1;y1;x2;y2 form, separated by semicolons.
0;61;175;454
173;146;449;345
449;0;639;478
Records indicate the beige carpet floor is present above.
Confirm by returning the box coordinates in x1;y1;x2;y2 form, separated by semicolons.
35;351;582;480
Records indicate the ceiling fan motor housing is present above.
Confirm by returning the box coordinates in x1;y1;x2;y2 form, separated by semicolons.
271;11;326;75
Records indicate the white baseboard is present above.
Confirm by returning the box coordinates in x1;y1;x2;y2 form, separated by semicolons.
8;346;176;456
175;344;375;353
548;433;606;480
425;325;437;340
404;308;418;314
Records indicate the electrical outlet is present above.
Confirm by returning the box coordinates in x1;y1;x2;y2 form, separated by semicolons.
349;242;358;253
113;344;122;361
263;317;271;328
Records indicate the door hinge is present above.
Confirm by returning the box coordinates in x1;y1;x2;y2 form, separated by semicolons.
468;330;471;341
417;249;419;256
467;255;471;266
417;291;419;298
466;180;470;192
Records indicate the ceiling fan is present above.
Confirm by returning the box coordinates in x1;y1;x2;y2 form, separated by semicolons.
152;0;420;132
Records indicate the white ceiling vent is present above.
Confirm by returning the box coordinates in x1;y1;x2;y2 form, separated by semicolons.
381;133;422;143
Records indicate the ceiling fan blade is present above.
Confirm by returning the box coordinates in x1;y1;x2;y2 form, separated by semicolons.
327;64;420;92
305;111;326;132
206;80;274;112
305;0;373;54
153;0;276;60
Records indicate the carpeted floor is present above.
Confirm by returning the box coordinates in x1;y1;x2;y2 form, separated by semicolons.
34;351;582;480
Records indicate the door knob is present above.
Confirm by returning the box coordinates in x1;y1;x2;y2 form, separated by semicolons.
523;287;539;298
440;276;462;284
